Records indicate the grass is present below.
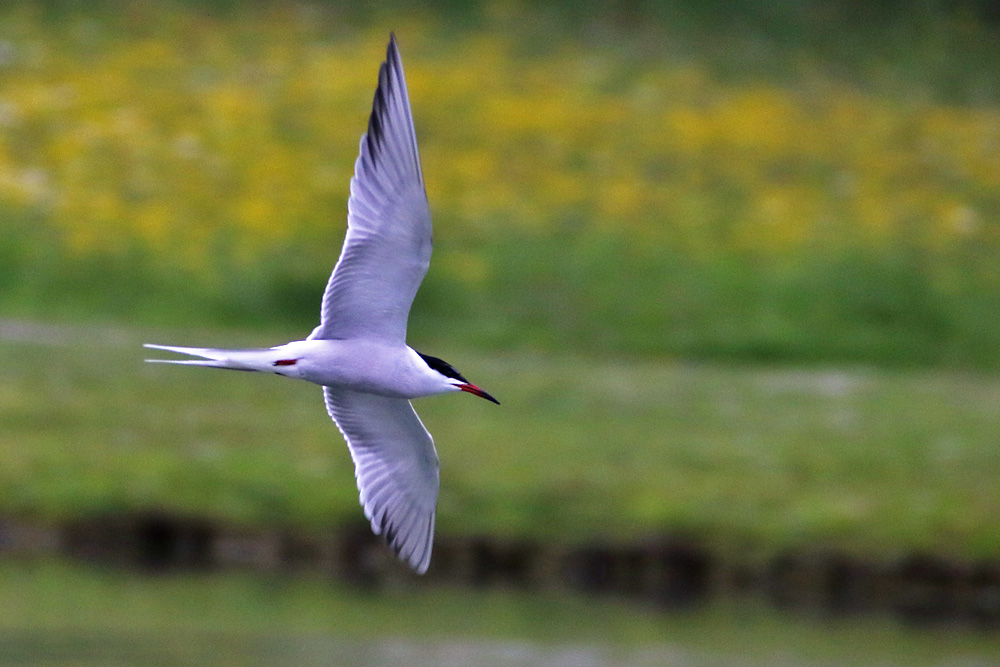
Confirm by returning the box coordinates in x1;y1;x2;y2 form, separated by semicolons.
0;560;996;666
2;320;999;560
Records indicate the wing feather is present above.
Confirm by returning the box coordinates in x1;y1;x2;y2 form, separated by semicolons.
323;386;439;574
310;34;431;343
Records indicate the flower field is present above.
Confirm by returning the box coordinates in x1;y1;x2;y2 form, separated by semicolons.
2;2;999;364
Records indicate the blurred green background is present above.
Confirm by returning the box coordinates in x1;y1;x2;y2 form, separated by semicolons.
3;0;1000;365
1;0;999;663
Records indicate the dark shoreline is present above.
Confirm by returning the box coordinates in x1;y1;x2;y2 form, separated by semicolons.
3;514;996;629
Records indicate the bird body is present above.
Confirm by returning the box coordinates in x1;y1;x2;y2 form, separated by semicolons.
146;340;477;400
145;34;498;574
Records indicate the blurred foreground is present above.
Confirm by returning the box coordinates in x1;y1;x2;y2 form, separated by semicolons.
0;561;996;667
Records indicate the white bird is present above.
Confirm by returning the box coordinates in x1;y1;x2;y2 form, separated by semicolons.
145;33;499;574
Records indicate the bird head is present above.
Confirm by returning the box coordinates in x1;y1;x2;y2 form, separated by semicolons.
417;352;500;405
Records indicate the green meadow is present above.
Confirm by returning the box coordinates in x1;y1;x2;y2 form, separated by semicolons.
2;321;999;560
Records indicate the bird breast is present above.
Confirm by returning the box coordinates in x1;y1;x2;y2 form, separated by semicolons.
283;339;449;398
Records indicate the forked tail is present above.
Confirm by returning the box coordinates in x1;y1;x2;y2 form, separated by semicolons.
143;344;254;371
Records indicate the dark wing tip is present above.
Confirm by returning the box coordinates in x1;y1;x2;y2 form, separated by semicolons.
380;513;397;547
377;506;432;574
386;33;402;79
365;74;387;158
363;34;403;169
387;33;403;74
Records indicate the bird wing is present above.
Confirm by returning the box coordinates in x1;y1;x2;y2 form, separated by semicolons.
323;386;439;574
309;34;431;344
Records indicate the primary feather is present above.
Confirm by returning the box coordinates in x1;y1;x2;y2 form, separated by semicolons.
324;387;438;574
309;34;431;345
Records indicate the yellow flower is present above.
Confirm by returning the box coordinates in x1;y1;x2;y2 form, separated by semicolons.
0;3;997;278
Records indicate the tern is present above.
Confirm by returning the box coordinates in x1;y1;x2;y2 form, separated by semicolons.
145;34;499;574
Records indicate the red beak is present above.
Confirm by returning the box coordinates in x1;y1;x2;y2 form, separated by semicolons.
458;383;500;405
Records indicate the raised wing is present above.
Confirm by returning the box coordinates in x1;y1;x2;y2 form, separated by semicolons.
323;386;439;574
310;34;431;343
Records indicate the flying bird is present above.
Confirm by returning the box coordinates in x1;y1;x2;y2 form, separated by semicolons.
145;34;499;574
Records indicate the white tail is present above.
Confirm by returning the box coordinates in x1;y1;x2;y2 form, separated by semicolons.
144;344;256;371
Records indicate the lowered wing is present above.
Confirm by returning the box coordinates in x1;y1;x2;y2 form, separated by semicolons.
323;386;439;574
